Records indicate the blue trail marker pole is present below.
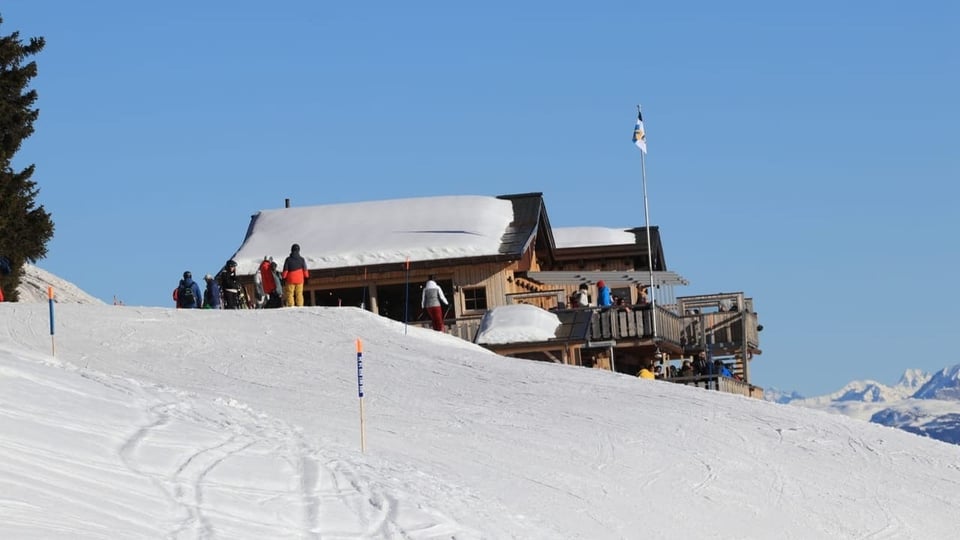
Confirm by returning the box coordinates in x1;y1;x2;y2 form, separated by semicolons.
48;286;56;357
356;338;366;453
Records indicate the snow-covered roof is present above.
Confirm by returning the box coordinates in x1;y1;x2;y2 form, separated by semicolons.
552;227;635;248
230;195;515;275
229;195;658;277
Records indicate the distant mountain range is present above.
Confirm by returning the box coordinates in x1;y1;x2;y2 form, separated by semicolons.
767;366;960;445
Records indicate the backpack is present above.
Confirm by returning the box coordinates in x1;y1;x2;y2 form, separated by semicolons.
179;283;196;307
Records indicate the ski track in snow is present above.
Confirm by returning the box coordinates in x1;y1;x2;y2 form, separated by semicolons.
0;353;479;539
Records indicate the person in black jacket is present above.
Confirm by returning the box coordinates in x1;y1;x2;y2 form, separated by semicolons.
218;259;244;309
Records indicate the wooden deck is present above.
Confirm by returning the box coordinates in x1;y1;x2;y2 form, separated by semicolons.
463;298;764;397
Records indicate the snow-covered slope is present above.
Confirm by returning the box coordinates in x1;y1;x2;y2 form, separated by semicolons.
2;270;959;537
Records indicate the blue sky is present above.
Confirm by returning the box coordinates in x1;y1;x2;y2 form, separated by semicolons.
4;1;958;397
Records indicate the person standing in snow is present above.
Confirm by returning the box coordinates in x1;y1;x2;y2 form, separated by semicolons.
259;257;282;308
203;274;221;309
421;275;449;332
218;260;243;309
176;271;202;309
281;244;309;307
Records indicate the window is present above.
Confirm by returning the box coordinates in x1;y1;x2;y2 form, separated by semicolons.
462;286;488;311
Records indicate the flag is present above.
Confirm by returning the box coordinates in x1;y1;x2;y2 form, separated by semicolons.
632;110;647;154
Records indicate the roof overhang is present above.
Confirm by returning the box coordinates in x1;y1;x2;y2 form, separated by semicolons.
524;270;689;287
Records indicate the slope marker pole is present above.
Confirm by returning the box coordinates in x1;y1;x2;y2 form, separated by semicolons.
48;286;56;357
356;338;366;453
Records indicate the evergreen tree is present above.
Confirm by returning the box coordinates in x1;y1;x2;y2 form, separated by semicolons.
0;15;54;302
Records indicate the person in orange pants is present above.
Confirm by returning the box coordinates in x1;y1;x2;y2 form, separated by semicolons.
281;244;309;306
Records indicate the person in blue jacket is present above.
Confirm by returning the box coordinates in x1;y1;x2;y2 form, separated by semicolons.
203;274;222;309
176;271;202;309
596;280;613;308
715;359;733;378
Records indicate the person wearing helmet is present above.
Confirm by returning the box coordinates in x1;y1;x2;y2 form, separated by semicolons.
218;259;243;309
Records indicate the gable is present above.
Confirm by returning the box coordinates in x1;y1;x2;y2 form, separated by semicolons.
548;226;667;272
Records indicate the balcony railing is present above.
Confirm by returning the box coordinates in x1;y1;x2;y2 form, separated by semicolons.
448;304;759;359
679;310;760;353
587;305;684;346
668;374;759;398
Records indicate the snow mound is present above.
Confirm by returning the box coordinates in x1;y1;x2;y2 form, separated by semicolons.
475;304;560;344
15;264;104;304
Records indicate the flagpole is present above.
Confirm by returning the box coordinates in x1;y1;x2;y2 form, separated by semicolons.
636;105;658;340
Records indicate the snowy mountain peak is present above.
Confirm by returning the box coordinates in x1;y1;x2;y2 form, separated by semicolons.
913;365;960;401
791;379;903;407
779;364;960;446
897;368;932;391
836;380;895;403
762;387;805;404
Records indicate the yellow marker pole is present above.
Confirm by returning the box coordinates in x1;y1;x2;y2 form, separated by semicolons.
48;286;56;357
356;338;366;453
